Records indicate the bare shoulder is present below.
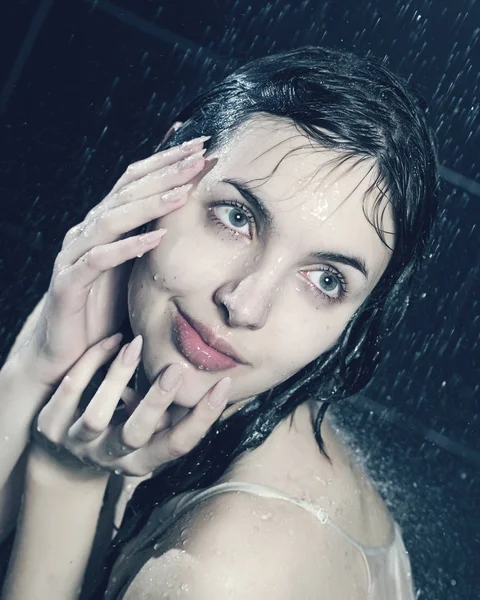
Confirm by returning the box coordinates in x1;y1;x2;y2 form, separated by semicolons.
123;488;368;600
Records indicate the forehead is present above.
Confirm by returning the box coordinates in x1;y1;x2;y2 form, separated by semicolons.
208;117;394;280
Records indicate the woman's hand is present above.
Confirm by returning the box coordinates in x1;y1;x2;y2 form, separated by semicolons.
15;136;209;388
33;334;231;478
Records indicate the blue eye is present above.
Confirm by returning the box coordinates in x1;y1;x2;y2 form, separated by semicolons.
302;267;347;302
209;200;255;238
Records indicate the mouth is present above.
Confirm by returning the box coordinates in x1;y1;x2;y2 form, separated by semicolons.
172;305;247;371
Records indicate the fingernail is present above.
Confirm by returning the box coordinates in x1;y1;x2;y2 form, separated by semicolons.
159;363;183;392
122;335;143;365
203;157;218;173
138;229;167;244
208;377;231;409
162;183;193;202
180;136;211;151
178;149;206;169
102;333;123;350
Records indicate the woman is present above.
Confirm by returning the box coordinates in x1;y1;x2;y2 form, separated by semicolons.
0;46;438;599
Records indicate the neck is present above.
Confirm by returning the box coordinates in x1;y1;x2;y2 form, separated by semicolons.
135;364;326;442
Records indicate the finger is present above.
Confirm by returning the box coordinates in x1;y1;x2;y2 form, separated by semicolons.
144;377;231;470
58;184;190;268
67;335;143;443
99;364;182;460
109;137;210;195
121;386;143;416
51;230;167;315
58;149;205;268
35;333;123;441
107;149;206;208
120;387;172;430
119;364;183;451
159;121;183;147
60;137;208;253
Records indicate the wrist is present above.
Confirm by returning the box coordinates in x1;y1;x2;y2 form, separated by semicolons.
0;346;55;399
27;445;110;491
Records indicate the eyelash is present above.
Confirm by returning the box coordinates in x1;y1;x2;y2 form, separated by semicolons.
301;266;348;304
208;200;256;237
208;200;348;304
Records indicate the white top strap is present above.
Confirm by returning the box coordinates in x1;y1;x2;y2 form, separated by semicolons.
171;479;405;595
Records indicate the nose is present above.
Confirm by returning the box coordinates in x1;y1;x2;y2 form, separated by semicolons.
213;264;282;330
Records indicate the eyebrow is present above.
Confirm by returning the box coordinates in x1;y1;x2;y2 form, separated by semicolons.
223;177;369;280
308;252;368;279
223;178;274;229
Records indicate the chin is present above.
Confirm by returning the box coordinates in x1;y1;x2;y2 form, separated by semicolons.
144;361;223;408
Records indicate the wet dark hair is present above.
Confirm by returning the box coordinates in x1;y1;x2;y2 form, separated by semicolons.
95;46;439;595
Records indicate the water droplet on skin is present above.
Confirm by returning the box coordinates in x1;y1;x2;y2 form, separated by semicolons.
136;253;144;258
114;469;122;475
180;583;189;591
153;274;159;281
83;229;90;238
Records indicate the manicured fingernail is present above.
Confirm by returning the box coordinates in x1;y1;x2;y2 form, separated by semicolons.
162;183;193;202
123;335;143;365
180;136;211;151
178;149;206;169
204;157;218;171
138;229;167;244
208;377;231;409
159;363;183;392
102;333;123;350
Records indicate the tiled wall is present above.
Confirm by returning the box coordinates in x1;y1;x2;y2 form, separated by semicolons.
1;1;478;598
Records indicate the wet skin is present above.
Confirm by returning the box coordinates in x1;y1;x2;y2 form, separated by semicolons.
128;116;394;412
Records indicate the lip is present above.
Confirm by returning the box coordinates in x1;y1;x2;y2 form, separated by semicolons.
172;305;247;371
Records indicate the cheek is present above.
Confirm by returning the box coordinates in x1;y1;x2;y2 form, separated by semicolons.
127;259;152;335
265;307;352;381
147;208;247;291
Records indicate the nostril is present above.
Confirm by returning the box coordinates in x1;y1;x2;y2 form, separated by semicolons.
217;303;230;323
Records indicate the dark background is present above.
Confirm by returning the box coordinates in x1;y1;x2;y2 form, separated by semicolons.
1;1;479;598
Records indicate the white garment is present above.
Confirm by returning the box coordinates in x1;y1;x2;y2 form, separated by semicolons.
105;481;416;600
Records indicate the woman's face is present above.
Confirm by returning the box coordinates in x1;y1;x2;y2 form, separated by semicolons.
128;116;394;408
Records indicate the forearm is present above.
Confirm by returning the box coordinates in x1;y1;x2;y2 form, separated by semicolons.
4;295;46;365
0;357;53;542
1;448;109;600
